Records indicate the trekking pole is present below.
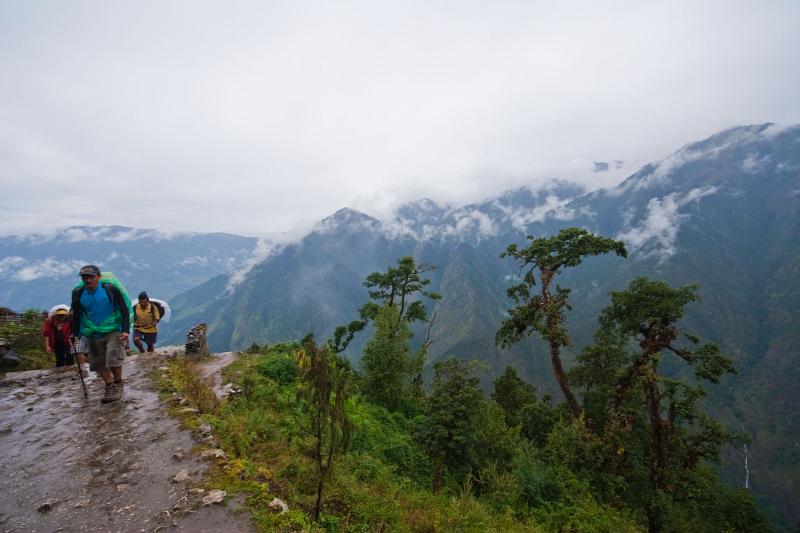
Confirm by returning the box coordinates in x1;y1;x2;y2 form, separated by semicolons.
72;337;88;399
76;360;88;399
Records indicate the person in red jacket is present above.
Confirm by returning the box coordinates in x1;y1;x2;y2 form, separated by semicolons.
42;308;73;367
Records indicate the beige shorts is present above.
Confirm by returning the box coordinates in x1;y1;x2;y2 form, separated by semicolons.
87;332;126;371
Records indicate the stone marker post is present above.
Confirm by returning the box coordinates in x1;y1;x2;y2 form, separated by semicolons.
186;323;209;358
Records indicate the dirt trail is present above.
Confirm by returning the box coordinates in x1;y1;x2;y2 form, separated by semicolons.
199;352;238;399
0;348;253;533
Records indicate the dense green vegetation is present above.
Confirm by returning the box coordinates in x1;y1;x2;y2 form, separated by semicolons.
0;309;51;371
162;232;771;532
151;126;800;526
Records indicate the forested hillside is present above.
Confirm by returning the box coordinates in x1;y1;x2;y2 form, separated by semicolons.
163;123;800;526
161;246;771;531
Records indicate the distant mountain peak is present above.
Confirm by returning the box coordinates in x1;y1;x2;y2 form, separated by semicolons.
313;208;381;235
394;198;446;219
683;123;773;152
612;122;800;195
323;207;378;223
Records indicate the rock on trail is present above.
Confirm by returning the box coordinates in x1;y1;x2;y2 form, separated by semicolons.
0;348;252;533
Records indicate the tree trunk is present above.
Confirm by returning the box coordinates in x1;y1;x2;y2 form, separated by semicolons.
314;477;324;521
549;342;582;419
645;373;665;487
644;375;664;533
541;269;582;419
314;408;325;521
646;504;662;533
433;455;444;495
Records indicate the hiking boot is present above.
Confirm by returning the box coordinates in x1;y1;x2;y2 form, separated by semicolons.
108;383;122;402
100;382;123;403
101;383;116;403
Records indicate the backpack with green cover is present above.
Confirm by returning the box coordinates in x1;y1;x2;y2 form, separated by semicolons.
74;271;134;328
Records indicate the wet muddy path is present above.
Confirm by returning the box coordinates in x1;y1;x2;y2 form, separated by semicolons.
0;349;252;533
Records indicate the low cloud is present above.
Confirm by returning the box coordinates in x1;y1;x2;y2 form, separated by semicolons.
0;256;26;276
618;187;718;261
383;207;499;242
438;210;498;241
2;3;797;238
621;126;776;193
741;153;771;173
496;194;565;229
551;204;595;222
226;239;279;291
494;194;595;230
180;256;210;267
374;183;592;242
10;226;197;244
62;227;191;243
761;122;800;139
1;257;86;282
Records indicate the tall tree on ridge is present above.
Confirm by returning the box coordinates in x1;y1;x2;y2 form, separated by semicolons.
329;256;441;354
496;227;627;419
589;277;737;533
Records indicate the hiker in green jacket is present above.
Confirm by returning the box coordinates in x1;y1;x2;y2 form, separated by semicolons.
69;265;130;403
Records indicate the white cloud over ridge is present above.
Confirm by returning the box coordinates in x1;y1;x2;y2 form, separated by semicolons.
436;210;498;241
494;195;565;230
617;187;718;262
761;122;800;139
376;181;593;243
606;125;790;196
0;257;86;282
491;194;595;231
741;153;771;174
226;239;279;291
11;226;201;244
0;2;797;238
0;257;26;276
180;256;210;267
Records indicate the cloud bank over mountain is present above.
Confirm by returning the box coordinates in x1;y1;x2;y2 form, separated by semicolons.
617;187;718;261
1;2;798;238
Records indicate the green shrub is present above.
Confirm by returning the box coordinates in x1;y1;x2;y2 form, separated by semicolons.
349;400;431;485
257;353;299;384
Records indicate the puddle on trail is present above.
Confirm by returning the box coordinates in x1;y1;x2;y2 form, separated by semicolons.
0;348;252;533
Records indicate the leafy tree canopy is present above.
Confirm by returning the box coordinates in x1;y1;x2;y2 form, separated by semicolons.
497;227;627;418
329;256;441;353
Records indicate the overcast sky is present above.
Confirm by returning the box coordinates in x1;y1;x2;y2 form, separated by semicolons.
1;1;798;239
